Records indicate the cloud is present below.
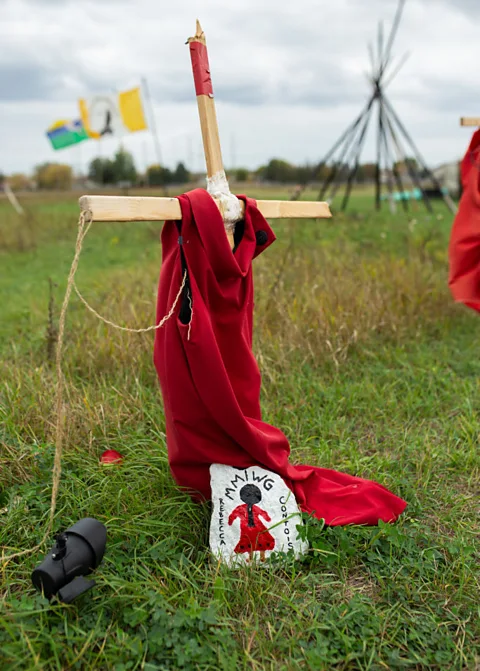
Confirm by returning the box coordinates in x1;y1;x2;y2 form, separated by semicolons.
436;0;480;14
0;63;60;101
0;0;401;107
0;0;476;173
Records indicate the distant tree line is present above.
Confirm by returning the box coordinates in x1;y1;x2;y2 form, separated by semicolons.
86;148;192;187
253;157;421;184
35;163;73;190
145;162;191;187
2;150;424;192
88;148;138;185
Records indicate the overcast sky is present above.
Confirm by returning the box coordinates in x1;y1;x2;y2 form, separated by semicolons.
1;0;478;175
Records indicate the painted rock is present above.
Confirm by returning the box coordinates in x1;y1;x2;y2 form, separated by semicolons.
209;464;309;566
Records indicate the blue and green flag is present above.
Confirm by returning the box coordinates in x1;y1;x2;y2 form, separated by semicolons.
46;119;89;150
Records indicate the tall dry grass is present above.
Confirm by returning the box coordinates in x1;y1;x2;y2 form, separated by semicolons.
2;214;458;480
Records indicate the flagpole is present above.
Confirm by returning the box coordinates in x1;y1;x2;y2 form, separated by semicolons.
141;76;163;167
143;140;149;186
187;134;194;174
78;141;83;180
230;132;236;170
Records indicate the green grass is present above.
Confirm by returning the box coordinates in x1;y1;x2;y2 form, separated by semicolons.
0;187;479;670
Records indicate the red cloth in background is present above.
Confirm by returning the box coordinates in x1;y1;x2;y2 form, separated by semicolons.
449;129;480;311
153;189;407;526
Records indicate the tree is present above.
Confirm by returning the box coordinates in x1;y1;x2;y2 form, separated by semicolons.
234;168;249;182
315;162;333;181
295;164;316;186
8;173;30;191
262;159;296;183
393;157;418;174
360;163;377;181
35;163;73;190
173;162;190;184
146;164;172;186
88;158;115;185
355;165;365;182
113;147;137;184
87;149;137;185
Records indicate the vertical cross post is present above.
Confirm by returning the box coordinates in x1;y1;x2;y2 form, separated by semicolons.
187;20;224;179
187;20;235;248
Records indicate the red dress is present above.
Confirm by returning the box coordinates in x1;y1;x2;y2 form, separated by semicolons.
449;129;480;311
153;189;407;526
228;505;275;554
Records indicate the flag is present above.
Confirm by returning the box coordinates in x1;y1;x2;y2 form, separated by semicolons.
79;86;147;140
46;119;89;150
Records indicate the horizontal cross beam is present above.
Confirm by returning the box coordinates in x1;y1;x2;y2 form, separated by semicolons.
78;195;332;222
460;117;480;127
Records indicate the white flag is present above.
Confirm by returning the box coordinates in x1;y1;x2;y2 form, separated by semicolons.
79;87;147;140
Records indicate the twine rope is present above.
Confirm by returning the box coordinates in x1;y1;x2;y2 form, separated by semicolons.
1;211;185;563
73;275;186;334
206;171;242;233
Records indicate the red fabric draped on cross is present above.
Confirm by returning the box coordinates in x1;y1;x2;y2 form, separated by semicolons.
449;129;480;311
153;189;407;526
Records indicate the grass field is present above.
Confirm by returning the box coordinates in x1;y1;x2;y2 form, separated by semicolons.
0;186;479;670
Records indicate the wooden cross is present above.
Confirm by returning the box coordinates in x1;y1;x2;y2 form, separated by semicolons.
460;118;480;127
79;21;332;247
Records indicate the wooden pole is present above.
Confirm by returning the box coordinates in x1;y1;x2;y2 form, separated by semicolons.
187;20;235;247
187;20;224;178
79;195;332;223
460;118;480;127
4;182;25;216
375;96;382;211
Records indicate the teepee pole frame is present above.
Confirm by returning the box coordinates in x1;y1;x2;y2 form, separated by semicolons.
316;0;457;215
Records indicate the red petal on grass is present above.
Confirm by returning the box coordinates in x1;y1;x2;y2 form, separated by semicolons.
100;449;123;465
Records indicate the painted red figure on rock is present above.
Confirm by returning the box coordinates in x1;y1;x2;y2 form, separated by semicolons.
228;484;275;561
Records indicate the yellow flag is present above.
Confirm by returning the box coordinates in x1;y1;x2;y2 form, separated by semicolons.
79;86;147;139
